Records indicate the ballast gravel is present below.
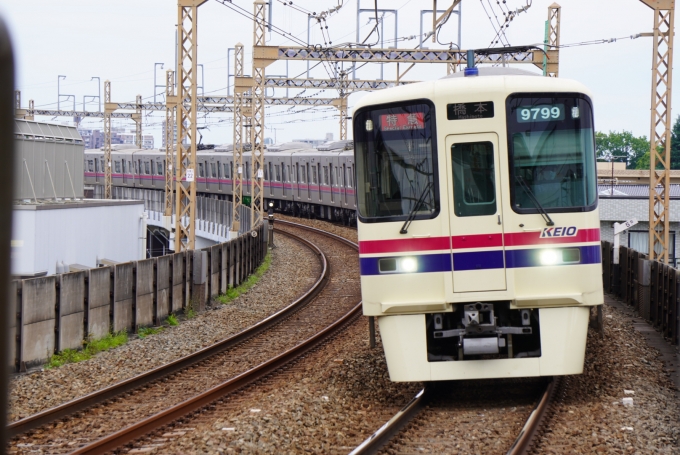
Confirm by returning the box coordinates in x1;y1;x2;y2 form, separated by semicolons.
8;233;319;422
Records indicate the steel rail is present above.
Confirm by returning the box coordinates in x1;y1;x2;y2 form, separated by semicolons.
69;226;361;455
506;377;560;455
8;228;327;438
349;388;431;455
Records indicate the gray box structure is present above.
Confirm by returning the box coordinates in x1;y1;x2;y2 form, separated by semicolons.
14;119;84;201
9;281;17;369
58;271;86;351
220;243;228;294
88;267;112;339
21;276;57;367
156;255;171;322
135;258;155;329
113;263;134;332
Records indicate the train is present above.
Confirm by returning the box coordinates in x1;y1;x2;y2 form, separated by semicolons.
352;66;603;381
83;140;358;224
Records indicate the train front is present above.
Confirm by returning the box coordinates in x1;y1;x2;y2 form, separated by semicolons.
353;75;603;381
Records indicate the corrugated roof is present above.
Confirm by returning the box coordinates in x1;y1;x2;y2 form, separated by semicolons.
15;119;82;143
598;184;680;198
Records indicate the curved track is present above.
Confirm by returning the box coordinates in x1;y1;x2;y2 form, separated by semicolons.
351;378;556;455
10;221;361;455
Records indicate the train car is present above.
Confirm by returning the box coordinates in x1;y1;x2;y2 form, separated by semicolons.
352;66;603;381
83;141;358;223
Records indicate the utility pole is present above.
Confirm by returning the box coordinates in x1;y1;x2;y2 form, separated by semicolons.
546;3;560;77
134;94;142;148
165;69;176;216
232;43;250;236
642;0;675;264
175;0;207;251
104;80;112;199
251;0;269;228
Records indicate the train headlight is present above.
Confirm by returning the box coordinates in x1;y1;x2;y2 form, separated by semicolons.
400;257;418;273
539;249;560;265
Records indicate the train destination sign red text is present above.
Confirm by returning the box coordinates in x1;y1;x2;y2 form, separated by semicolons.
380;112;425;131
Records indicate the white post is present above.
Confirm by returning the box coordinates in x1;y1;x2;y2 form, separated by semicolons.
613;219;639;265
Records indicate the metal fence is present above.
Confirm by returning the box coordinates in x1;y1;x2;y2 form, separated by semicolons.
602;241;679;345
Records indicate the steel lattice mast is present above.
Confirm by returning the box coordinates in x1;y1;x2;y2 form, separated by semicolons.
231;43;247;234
643;0;675;264
103;80;112;199
134;94;142;147
164;69;176;216
546;3;561;78
251;0;268;228
175;0;207;251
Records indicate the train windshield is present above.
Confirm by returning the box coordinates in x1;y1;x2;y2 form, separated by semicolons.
354;101;438;221
507;94;597;213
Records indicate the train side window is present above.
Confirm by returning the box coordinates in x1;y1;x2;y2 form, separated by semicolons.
338;167;343;186
100;159;105;171
95;159;99;172
312;166;318;184
210;163;216;178
283;165;288;182
307;164;311;184
160;161;164;175
300;165;305;183
230;162;234;178
329;165;334;185
268;163;273;181
115;161;121;173
128;161;132;173
275;165;281;181
199;163;205;177
451;141;496;216
145;162;150;175
323;166;329;185
246;163;251;180
88;160;94;172
138;160;142;174
217;162;222;178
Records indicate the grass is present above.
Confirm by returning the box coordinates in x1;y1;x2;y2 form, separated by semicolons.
216;253;272;305
165;314;179;326
138;326;164;338
184;302;197;319
46;331;128;369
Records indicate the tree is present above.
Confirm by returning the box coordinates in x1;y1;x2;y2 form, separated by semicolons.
633;115;680;170
595;130;649;169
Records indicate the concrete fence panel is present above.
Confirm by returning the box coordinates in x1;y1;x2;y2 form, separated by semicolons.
156;255;171;321
210;244;220;299
58;271;86;351
221;242;228;294
21;276;57;368
88;266;112;340
135;258;156;329
171;252;185;313
113;263;135;333
9;280;18;369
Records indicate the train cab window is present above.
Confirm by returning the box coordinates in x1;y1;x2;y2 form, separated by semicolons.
354;101;437;220
507;95;597;213
199;163;205;178
115;161;121;173
275;165;281;182
144;162;150;175
452;142;496;216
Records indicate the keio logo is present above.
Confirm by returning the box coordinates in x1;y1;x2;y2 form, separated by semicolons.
540;226;578;238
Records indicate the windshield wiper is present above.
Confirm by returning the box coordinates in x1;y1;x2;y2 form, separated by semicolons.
515;175;554;226
400;182;433;234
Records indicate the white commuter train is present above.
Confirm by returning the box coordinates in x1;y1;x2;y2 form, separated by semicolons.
352;67;603;381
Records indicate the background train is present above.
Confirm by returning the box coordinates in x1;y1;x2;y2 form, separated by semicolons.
352;67;603;381
83;140;358;224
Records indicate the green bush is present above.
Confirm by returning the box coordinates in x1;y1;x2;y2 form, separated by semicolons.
138;326;164;338
165;314;179;326
217;253;272;305
46;331;128;368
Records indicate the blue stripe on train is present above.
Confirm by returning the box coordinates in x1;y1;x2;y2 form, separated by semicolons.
359;245;601;276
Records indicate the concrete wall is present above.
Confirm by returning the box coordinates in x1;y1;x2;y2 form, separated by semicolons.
21;276;57;368
8;223;267;372
58;271;86;351
88;266;112;340
12;200;145;276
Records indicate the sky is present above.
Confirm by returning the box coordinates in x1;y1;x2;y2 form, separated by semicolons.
0;0;675;147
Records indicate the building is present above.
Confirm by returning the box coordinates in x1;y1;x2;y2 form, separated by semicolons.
78;127;154;149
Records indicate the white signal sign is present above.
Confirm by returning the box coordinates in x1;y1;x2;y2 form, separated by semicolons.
186;168;195;182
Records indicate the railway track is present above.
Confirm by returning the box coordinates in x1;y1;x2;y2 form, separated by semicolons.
9;221;361;454
351;377;559;455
